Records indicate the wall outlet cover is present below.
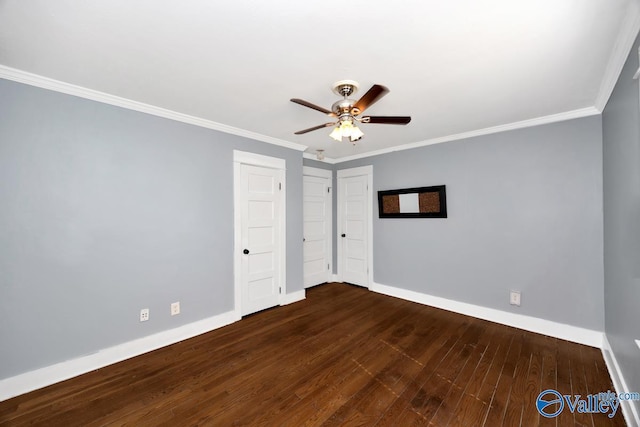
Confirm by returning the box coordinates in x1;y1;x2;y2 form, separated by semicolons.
171;302;180;316
140;308;150;322
510;290;521;306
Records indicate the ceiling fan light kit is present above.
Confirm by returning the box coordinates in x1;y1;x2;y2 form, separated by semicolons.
329;119;364;144
291;80;411;144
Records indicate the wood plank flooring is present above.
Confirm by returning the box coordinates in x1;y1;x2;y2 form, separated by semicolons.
0;283;626;426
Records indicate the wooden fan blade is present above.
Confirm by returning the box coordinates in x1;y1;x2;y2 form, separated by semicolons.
352;84;389;114
290;98;336;116
362;116;411;125
294;122;336;135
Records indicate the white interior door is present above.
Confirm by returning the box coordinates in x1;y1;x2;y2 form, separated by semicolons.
239;163;282;316
338;167;372;287
303;168;331;288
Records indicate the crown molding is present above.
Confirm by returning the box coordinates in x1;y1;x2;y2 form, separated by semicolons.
594;0;640;111
333;106;600;163
0;65;307;152
0;64;610;163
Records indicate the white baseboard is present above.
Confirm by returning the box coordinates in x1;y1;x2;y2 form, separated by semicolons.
371;282;603;348
602;336;640;426
331;274;340;283
0;310;238;402
281;289;306;305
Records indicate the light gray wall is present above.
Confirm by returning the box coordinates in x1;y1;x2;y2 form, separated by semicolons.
302;158;332;171
0;79;303;379
602;33;640;402
336;116;604;330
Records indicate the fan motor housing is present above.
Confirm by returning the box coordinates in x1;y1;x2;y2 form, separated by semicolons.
332;99;356;115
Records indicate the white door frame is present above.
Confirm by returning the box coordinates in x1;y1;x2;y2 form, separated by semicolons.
303;166;333;286
337;165;373;288
233;150;286;319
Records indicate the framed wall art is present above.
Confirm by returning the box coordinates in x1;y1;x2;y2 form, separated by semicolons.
378;185;447;218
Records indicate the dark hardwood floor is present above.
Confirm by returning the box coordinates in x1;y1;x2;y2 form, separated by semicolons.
0;283;625;426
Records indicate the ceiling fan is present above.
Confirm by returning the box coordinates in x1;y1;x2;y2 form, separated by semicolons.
291;80;411;143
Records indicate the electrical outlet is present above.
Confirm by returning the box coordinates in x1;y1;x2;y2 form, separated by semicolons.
140;308;149;322
510;290;521;306
171;302;180;316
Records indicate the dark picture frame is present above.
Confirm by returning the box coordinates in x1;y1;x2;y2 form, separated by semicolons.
378;185;447;218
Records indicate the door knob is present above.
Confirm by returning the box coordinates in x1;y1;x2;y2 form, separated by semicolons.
341;234;346;237
243;249;250;254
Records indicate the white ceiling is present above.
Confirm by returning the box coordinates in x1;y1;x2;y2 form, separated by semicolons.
0;0;638;161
